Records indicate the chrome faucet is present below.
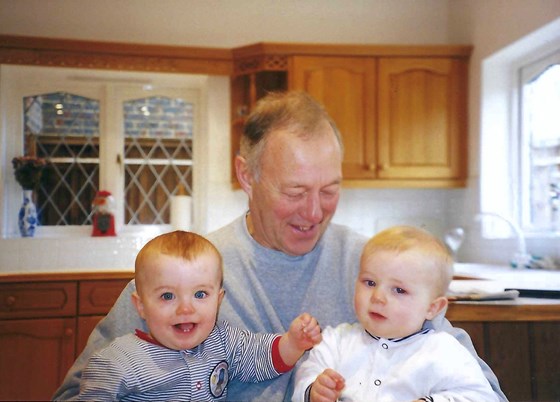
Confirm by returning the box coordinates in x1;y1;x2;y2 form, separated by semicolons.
475;212;532;268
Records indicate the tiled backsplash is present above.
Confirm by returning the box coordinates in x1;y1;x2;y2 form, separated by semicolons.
0;233;152;273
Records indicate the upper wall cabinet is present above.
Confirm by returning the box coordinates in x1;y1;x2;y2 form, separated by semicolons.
230;43;472;188
291;56;377;180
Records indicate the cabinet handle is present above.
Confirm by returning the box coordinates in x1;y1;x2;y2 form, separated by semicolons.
5;295;16;308
65;328;74;337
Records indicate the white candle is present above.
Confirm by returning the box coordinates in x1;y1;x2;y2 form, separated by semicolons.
170;194;192;231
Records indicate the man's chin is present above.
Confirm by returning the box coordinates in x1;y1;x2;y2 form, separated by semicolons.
283;238;320;256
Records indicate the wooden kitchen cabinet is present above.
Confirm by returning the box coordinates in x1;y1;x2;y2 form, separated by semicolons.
230;43;471;188
291;56;377;180
450;311;560;401
377;57;468;182
0;273;132;401
76;278;131;355
0;281;77;401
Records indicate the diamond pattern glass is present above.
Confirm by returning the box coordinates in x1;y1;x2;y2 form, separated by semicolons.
123;96;193;225
24;92;100;225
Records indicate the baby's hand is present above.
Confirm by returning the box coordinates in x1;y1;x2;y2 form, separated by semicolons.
289;312;322;350
310;368;345;402
279;313;322;367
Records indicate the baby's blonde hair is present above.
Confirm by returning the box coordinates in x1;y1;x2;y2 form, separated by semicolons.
361;226;453;296
135;231;223;293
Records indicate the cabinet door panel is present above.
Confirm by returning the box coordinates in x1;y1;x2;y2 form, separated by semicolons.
451;321;486;359
378;57;467;179
79;279;130;315
0;281;77;319
0;317;75;401
486;322;532;401
77;315;105;356
531;322;560;401
291;56;377;179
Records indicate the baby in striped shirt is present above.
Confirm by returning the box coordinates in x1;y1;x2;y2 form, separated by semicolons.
75;230;321;401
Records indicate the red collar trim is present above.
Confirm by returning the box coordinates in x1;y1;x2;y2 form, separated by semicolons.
135;329;166;348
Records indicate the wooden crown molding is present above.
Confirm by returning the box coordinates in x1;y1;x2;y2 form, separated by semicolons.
0;35;473;77
0;35;233;75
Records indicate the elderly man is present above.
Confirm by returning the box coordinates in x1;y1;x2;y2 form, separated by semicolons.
54;91;506;402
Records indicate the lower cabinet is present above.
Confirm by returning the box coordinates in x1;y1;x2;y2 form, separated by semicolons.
0;275;132;401
0;317;76;400
452;321;560;402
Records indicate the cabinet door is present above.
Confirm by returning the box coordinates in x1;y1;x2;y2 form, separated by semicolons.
0;317;76;401
378;57;468;180
77;315;105;356
532;322;560;401
291;56;377;179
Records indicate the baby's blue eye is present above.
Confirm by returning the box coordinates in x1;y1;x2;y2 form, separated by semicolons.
365;280;376;287
395;287;406;294
161;292;174;301
194;290;208;299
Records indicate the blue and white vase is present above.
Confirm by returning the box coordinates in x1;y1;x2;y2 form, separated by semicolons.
18;189;38;237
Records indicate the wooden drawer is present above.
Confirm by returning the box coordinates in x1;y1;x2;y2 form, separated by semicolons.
0;282;77;319
79;279;130;315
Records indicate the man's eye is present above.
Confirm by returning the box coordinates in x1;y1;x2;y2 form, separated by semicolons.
321;186;340;197
161;292;174;301
194;290;208;299
286;192;304;199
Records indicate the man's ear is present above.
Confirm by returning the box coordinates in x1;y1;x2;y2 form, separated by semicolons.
131;291;146;320
425;296;448;320
235;155;253;198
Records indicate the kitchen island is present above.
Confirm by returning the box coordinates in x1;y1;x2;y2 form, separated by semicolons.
0;268;558;401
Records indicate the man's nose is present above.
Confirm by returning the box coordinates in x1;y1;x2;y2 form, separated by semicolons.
302;192;323;223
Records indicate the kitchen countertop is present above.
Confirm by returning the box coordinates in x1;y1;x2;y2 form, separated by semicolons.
446;263;560;321
453;263;560;291
1;264;559;321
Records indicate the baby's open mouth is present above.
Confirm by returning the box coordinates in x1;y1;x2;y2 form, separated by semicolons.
174;323;195;332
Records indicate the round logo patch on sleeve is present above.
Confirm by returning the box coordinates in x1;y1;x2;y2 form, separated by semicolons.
210;360;229;397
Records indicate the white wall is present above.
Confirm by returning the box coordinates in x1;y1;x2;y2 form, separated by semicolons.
0;0;452;47
1;0;559;271
448;1;560;262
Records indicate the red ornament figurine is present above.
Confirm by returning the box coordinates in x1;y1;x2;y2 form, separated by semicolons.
92;190;116;236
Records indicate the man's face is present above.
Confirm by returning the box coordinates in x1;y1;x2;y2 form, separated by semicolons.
246;121;342;256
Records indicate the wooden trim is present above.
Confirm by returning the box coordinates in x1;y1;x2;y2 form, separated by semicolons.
0;271;134;283
447;299;560;322
342;178;468;188
0;36;473;77
0;35;233;75
232;42;473;58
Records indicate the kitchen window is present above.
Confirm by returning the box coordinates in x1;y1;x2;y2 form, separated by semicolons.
480;20;560;241
1;65;201;237
520;50;560;232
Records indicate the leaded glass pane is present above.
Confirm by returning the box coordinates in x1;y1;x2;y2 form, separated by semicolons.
23;92;100;226
123;96;193;225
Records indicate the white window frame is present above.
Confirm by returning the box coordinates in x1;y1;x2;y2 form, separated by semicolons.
519;50;560;232
0;65;206;238
480;19;560;240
